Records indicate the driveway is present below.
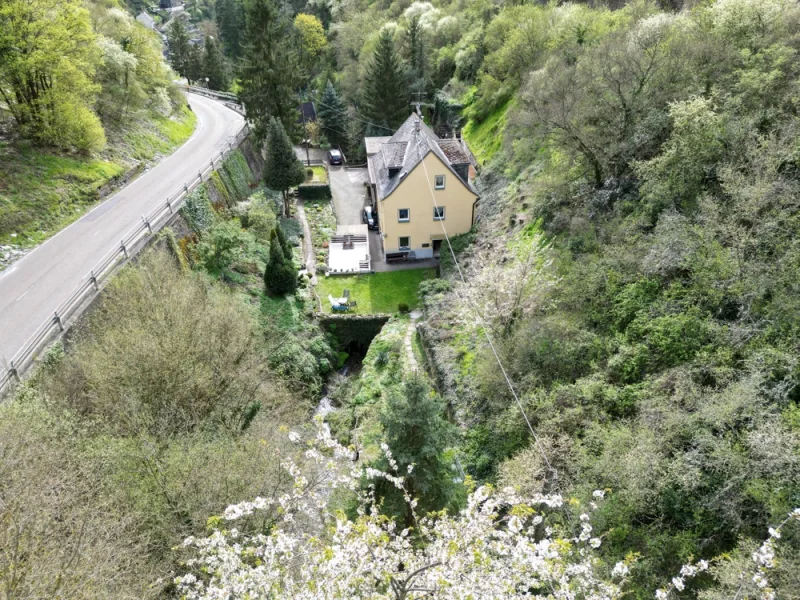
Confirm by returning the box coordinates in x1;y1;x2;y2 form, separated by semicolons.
329;166;369;227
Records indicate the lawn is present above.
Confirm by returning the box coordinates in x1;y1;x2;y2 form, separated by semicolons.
316;268;436;314
304;165;328;183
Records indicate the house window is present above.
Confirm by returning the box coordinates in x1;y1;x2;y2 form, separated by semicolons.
398;208;410;222
433;206;445;221
399;236;410;250
434;175;445;189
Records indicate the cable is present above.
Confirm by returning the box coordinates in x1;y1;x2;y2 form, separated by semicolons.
413;134;557;480
316;98;394;133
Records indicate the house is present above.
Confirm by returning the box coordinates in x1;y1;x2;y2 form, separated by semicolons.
136;11;156;30
366;113;478;261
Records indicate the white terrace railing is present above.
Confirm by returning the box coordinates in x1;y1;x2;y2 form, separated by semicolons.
0;120;251;396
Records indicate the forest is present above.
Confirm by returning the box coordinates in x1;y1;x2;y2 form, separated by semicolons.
2;0;800;596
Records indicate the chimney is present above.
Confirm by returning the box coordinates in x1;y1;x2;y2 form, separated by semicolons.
415;118;420;134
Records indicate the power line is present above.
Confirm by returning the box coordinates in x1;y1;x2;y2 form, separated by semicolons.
316;98;395;133
413;134;557;483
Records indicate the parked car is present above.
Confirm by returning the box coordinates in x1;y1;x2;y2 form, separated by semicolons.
328;149;343;165
362;205;378;230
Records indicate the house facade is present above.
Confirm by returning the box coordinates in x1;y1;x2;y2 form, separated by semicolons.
366;114;478;261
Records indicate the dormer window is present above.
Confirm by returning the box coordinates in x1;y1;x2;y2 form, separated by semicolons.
434;175;445;189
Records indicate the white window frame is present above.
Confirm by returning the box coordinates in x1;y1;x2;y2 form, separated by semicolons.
433;206;445;221
434;175;446;190
399;236;410;250
398;208;410;222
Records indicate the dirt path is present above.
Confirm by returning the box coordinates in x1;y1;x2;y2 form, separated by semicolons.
404;310;423;372
296;198;318;285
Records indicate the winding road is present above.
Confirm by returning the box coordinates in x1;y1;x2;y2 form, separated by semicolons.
0;93;244;365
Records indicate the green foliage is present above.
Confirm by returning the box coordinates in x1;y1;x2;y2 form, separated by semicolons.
362;28;409;134
318;80;348;151
216;0;246;59
221;149;254;202
181;184;217;233
264;227;297;295
197;220;250;272
294;13;327;77
370;376;458;524
203;36;231;91
0;0;104;152
263;117;306;214
238;0;300;141
297;183;332;199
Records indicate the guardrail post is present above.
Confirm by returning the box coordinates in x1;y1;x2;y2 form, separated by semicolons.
9;360;19;382
184;184;189;195
142;214;152;233
167;200;173;214
90;270;99;290
198;170;203;182
121;239;128;258
54;311;64;332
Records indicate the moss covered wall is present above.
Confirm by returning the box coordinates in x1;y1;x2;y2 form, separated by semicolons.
319;315;390;353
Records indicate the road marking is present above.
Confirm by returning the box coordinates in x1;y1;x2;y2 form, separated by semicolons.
16;290;27;301
94;230;101;236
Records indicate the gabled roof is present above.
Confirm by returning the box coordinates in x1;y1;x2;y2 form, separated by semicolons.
366;113;477;202
297;101;317;124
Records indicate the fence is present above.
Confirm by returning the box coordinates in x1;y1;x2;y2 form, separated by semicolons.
0;122;251;396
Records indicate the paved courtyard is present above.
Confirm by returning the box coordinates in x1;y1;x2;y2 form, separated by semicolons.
329;165;369;226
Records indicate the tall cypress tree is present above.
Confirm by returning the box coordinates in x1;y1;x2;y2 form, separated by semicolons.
405;15;426;93
362;29;409;134
263;117;306;216
203;36;230;91
318;80;348;150
264;229;297;295
238;0;300;142
274;223;293;260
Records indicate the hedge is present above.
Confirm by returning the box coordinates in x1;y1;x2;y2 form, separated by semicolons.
297;183;332;200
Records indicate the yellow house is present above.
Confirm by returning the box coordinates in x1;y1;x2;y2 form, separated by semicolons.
366;114;479;261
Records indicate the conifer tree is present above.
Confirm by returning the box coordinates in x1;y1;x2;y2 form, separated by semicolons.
371;376;456;527
167;19;192;80
274;223;293;261
405;14;426;92
362;29;409;134
203;36;230;91
238;0;300;142
263;117;306;216
215;0;245;59
264;228;297;295
318;80;348;150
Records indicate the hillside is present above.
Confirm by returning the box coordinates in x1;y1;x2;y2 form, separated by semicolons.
0;0;196;266
1;0;799;597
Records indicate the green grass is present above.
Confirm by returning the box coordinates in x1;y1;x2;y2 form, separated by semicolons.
462;98;513;165
0;105;197;250
316;269;436;314
305;165;328;184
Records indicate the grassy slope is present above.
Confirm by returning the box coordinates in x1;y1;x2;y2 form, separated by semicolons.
0;105;197;249
316;269;436;314
462;99;513;165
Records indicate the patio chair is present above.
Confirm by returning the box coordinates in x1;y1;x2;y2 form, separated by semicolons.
343;289;350;299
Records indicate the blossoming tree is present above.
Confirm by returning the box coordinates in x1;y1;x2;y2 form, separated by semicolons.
176;427;800;599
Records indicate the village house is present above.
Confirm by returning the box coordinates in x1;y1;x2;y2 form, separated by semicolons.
366;113;478;262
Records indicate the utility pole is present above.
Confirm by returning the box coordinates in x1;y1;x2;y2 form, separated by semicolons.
301;103;311;166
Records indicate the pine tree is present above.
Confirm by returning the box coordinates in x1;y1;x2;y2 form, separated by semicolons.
215;0;245;59
238;0;300;142
318;80;348;150
264;228;297;295
167;19;192;80
203;36;230;91
371;376;456;527
263;117;306;216
362;28;409;134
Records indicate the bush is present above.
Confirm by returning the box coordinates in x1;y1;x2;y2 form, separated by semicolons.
297;183;332;199
398;303;410;313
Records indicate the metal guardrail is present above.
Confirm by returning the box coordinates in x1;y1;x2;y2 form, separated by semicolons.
0;121;251;395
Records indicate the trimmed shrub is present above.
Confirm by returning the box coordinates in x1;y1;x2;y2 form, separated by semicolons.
297;183;332;200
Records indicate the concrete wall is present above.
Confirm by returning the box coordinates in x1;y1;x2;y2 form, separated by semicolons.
377;152;478;256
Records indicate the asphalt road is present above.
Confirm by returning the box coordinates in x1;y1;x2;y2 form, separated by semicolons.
0;94;244;365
